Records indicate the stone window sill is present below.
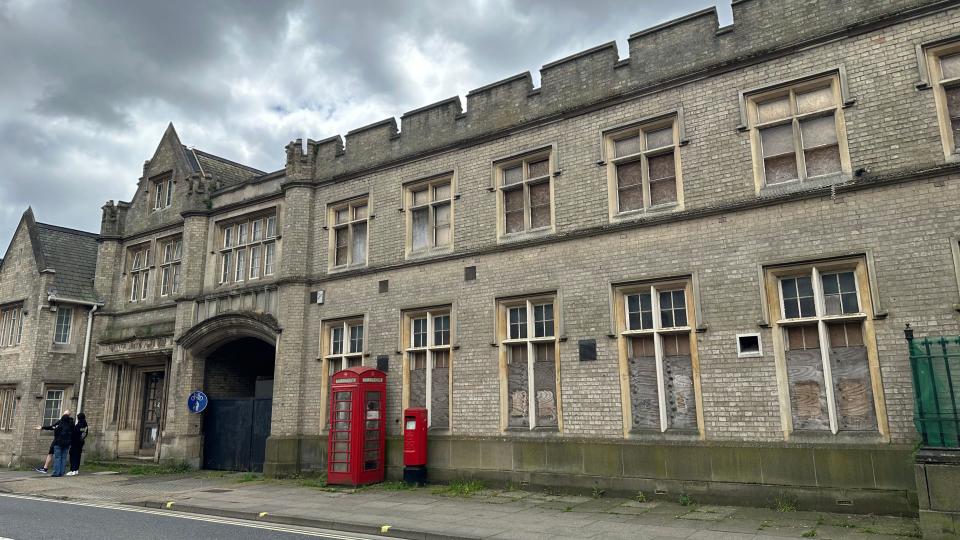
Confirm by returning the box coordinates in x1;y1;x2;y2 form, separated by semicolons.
504;426;561;438
328;263;368;275
758;172;848;198
498;227;554;245
612;203;681;223
627;428;700;442
406;246;455;261
788;430;884;445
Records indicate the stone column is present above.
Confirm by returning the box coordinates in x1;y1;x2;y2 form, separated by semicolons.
264;182;314;476
159;202;210;466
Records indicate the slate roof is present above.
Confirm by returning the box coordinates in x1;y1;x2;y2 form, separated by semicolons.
35;222;100;303
183;146;266;188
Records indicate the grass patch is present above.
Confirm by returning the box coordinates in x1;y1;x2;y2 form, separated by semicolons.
432;479;485;497
678;493;694;507
236;473;261;483
127;461;193;476
591;487;606;499
81;460;193;476
774;492;798;512
292;473;331;490
634;491;646;503
378;481;416;491
801;529;817;538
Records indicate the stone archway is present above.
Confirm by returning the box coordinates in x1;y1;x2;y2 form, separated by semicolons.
162;313;281;470
177;312;281;356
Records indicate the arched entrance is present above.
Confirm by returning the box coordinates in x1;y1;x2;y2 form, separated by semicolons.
201;337;275;471
176;313;280;472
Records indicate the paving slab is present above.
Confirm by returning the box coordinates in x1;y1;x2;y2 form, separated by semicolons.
678;505;739;521
0;468;922;540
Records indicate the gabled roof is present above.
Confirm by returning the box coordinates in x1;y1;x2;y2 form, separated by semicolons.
0;208;100;304
35;222;100;304
182;145;266;188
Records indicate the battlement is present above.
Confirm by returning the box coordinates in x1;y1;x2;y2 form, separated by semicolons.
286;0;945;183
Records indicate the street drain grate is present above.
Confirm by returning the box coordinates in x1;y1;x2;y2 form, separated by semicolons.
202;488;233;493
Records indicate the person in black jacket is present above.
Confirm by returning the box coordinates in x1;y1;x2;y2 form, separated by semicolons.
67;412;88;476
36;412;74;477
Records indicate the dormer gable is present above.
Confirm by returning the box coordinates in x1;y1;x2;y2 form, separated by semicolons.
0;207;44;279
112;124;266;238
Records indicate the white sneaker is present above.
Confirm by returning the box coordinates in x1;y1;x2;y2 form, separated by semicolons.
65;471;77;476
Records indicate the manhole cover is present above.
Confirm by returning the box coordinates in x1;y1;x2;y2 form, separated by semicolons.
202;488;233;493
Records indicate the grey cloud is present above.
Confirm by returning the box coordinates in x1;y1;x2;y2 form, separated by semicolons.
0;0;725;250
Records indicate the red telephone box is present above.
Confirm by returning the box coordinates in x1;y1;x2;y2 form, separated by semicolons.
403;408;428;484
327;366;386;486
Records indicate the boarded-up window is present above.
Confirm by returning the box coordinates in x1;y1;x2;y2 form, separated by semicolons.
932;49;960;152
330;200;367;267
627;336;659;429
774;263;876;434
405;310;452;429
501;297;559;430
785;328;830;431
608;118;680;214
828;322;874;431
407;178;453;253
620;282;698;433
749;78;845;186
324;319;364;429
616;161;644;212
499;153;553;235
945;86;960;150
507;344;529;429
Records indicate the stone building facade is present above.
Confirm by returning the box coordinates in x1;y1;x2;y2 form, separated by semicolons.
0;209;99;467
3;0;960;514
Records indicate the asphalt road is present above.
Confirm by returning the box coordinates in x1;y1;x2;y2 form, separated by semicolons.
0;493;386;540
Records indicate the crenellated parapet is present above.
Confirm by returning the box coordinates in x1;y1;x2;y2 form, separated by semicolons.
283;0;942;185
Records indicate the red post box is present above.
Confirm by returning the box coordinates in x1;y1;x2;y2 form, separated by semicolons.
403;407;428;484
327;366;386;486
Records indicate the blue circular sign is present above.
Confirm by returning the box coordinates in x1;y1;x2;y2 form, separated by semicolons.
187;391;208;413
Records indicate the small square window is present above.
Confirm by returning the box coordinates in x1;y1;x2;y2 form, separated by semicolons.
736;333;763;358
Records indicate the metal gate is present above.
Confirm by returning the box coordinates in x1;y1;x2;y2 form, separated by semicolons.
202;398;272;472
906;325;960;448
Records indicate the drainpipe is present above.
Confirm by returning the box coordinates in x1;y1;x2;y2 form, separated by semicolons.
47;295;102;413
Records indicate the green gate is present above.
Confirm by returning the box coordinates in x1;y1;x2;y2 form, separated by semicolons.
907;325;960;448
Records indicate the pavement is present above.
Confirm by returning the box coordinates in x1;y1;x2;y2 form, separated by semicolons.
0;492;387;540
0;467;923;540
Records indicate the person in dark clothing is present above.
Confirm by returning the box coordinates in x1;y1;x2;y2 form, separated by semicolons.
33;409;69;474
37;412;74;477
67;413;88;476
33;441;54;474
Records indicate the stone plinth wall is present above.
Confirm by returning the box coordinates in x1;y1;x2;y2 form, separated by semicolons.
264;435;915;515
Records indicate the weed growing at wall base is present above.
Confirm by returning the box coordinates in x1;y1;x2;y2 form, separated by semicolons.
432;480;484;497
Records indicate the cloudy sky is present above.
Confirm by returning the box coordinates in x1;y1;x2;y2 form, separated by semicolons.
0;0;730;249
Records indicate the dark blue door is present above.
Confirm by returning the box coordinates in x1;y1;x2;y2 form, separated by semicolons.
203;398;272;472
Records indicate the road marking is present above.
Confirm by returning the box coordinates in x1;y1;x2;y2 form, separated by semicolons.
0;492;376;539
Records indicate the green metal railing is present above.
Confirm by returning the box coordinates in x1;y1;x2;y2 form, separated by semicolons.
906;325;960;448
